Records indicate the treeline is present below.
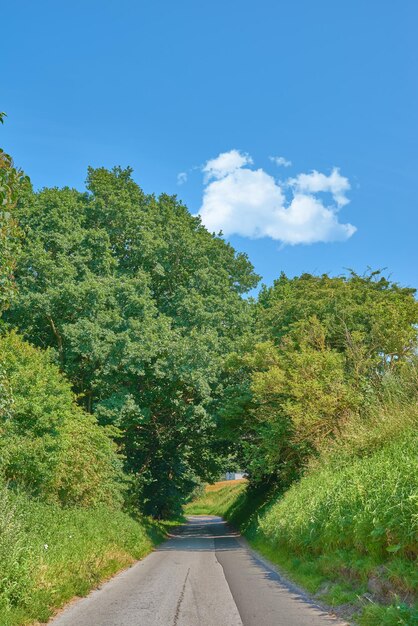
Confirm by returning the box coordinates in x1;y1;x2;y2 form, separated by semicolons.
2;142;418;518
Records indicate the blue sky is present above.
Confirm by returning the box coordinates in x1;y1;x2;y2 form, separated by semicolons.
2;0;417;290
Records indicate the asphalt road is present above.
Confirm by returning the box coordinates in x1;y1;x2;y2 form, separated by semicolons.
50;516;348;626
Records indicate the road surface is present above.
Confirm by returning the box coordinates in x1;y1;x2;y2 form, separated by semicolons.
51;515;348;626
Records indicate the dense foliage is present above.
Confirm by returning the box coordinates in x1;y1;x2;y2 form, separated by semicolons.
0;332;123;507
5;166;258;515
188;272;418;623
260;427;417;561
219;271;418;488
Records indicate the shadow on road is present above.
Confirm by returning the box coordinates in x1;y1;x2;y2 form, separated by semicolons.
157;516;242;552
156;515;346;624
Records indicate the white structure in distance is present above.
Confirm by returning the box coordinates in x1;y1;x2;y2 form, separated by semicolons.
225;471;246;480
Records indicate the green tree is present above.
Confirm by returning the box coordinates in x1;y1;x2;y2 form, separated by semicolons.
220;271;418;489
258;271;418;372
6;167;258;515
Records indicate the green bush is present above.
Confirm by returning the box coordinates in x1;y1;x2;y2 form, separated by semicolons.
0;332;124;507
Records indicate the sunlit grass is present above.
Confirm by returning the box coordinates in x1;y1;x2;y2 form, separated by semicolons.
0;491;169;626
184;480;247;516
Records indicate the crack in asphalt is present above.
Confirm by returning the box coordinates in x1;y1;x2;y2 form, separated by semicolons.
173;567;190;626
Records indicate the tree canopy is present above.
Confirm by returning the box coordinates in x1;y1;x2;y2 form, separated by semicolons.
6;166;258;515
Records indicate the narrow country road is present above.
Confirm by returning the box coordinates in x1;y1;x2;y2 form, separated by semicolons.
50;516;348;626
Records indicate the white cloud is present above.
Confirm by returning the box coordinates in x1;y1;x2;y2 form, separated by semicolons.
270;155;292;167
202;149;253;182
197;150;356;245
289;168;350;207
177;171;188;185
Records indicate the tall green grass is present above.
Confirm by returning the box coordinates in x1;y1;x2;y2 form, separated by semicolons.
0;488;167;626
261;428;417;560
187;422;417;624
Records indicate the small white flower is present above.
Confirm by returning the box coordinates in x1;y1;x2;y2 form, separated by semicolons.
44;544;48;550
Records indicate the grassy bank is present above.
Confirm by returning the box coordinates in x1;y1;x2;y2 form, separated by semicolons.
0;489;170;626
185;431;417;625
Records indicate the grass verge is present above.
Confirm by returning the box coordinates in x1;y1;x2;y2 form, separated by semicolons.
0;489;174;626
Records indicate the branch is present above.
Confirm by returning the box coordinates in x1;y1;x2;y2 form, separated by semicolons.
47;315;64;366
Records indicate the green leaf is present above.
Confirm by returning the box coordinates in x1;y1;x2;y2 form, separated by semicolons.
386;544;402;553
